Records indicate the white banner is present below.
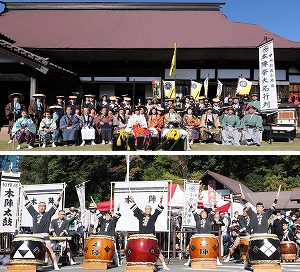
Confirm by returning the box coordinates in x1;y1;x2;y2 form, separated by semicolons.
216;79;223;97
21;183;64;227
183;182;200;228
114;181;168;231
0;172;20;232
259;40;278;113
164;81;176;99
76;183;86;228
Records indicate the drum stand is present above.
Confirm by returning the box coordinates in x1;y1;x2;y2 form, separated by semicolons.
252;264;281;272
125;265;155;272
7;265;42;272
191;260;217;269
83;261;109;270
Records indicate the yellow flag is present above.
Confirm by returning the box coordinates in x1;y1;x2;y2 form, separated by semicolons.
236;78;252;95
164;81;176;99
191;80;202;100
169;42;177;77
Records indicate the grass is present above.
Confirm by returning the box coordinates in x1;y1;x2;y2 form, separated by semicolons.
1;138;299;152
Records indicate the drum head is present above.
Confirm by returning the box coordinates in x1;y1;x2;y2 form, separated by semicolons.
128;234;157;241
89;235;113;240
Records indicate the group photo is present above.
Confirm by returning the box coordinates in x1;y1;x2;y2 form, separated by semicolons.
0;155;300;272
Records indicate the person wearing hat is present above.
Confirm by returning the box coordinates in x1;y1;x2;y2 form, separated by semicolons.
109;96;117;112
239;105;264;146
139;105;148;119
145;97;154;115
95;107;113;145
59;106;81;146
5;93;26;143
221;107;241;146
123;97;132;110
246;93;260;113
28;94;48;132
67;96;80;115
163;99;174;113
195;96;206;117
79;108;96;146
182;107;200;145
53;96;66;117
125;106;147;141
100;94;109;109
120;94;129;108
39;110;60;148
12;109;36;149
199;105;222;144
84;94;100;113
162;105;190;150
212;97;222;116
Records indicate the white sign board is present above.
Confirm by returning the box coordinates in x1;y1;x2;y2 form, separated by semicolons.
259;40;278;113
183;182;200;228
21;183;64;227
114;181;168;231
0;172;20;232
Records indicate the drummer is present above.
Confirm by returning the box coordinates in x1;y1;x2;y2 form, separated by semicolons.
23;191;63;271
49;210;76;265
129;195;170;271
90;203;121;267
242;193;279;270
184;201;223;266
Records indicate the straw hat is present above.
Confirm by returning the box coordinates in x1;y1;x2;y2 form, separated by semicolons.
32;94;46;98
8;93;25;101
49;105;63;110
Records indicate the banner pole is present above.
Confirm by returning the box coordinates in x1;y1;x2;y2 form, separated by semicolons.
167;180;172;260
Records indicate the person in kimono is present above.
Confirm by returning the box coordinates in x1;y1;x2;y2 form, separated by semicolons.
39;111;60;148
52;96;66;117
221;107;241;146
246;93;260;113
84;94;100;113
240;106;264;146
66;96;80;115
95;107;113;145
60;106;80;146
182;107;200;145
12;109;36;149
113;108;128;134
232;97;242;117
28;94;48;132
5;92;26;143
199;105;222;144
129;195;170;271
125;106;147;136
147;107;164;136
79;108;96;146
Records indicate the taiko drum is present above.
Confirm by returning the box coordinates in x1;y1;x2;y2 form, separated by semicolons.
280;241;297;258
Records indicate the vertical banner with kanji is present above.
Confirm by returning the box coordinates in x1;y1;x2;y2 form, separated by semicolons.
183;182;200;228
208;179;216;208
21;183;64;227
76;182;86;228
259;40;278;113
152;79;162;99
114;181;168;231
0;172;20;232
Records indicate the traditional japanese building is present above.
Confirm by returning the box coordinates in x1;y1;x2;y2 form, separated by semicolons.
1;1;300;125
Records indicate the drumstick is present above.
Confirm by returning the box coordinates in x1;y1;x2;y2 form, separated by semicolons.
277;185;281;195
162;184;167;196
90;196;97;206
247;193;255;205
239;184;244;196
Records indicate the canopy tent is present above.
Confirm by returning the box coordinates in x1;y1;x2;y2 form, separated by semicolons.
97;183;185;211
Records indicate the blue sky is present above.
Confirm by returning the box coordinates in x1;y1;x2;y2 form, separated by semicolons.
1;0;299;42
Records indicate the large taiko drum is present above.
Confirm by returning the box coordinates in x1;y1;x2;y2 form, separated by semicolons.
125;234;159;266
84;235;114;263
239;236;250;263
249;234;281;265
189;234;219;262
280;241;297;259
10;234;46;266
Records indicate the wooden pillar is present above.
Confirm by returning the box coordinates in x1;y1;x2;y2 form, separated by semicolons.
30;70;37;103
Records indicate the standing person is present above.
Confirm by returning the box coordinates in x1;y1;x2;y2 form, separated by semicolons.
79;108;96;146
221;107;241;146
242;193;279;270
91;204;121;267
240;105;264;146
238;208;251;236
67;208;82;257
60;106;81;146
28;94;48;132
129;195;170;271
272;211;286;239
247;93;260;113
12;109;36;149
50;210;76;265
23;191;63;271
5;92;26;143
52;96;66;117
66;96;80;115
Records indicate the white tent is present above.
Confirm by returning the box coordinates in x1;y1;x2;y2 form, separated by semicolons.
168;184;184;207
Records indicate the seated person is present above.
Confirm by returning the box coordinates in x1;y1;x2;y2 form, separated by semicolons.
113;108;128;134
50;210;76;265
12;109;36;150
125;106;147;139
224;229;241;262
147;107;164;136
79;108;96;146
221;107;241;146
60;106;81;146
182;107;200;145
280;222;295;242
239;106;263;146
95;108;113;145
161;105;190;150
199;105;222;144
39;111;60;148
